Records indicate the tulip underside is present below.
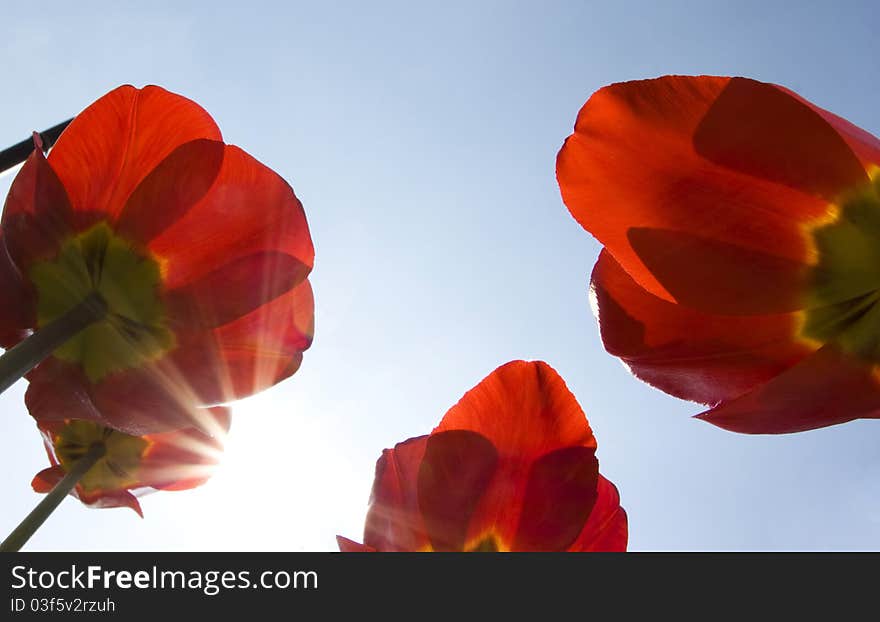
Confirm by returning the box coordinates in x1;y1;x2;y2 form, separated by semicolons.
52;420;150;493
29;221;174;382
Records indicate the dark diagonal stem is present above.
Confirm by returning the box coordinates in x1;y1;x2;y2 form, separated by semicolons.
0;118;73;174
0;442;106;552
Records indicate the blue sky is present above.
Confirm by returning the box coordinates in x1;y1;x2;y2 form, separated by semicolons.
1;1;878;551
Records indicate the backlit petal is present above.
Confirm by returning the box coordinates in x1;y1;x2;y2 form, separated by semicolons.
557;76;866;311
363;436;431;552
0;234;33;347
2;146;74;271
25;358;105;424
165;251;310;330
148;145;314;290
48;85;221;222
156;280;314;406
142;406;228;490
512;445;599;551
417;430;498;551
569;475;628;552
763;84;880;179
31;465;64;493
591;250;812;404
436;361;599;549
696;345;880;433
76;489;144;516
115;139;225;245
436;360;596;456
336;537;375;552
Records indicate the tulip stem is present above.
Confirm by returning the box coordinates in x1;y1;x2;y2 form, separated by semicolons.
0;442;106;552
0;292;107;395
0;118;73;174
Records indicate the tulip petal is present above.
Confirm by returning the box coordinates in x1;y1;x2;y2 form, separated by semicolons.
570;476;628;552
2;146;75;270
165;251;310;330
25;358;105;424
436;360;596;457
48;85;222;222
158;280;314;407
88;370;226;435
207;280;313;399
435;361;598;550
115;139;225;245
696;345;880;433
31;465;64;492
626;227;808;314
0;235;33;347
33;428;148;515
557;75;865;310
692;77;867;201
512;445;599;551
143;406;228;491
364;436;431;552
148;145;314;290
77;489;144;516
417;430;498;552
805;99;880;172
336;536;375;552
591;250;812;404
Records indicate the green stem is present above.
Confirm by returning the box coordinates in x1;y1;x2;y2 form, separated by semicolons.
0;442;106;552
0;292;106;395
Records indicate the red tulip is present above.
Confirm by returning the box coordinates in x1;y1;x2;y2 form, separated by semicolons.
31;408;229;516
557;75;880;434
0;85;314;435
338;361;627;552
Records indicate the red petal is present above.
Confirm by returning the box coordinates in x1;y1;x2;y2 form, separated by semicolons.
336;536;375;552
48;85;221;223
26;358;105;424
31;466;64;492
696;345;880;433
512;445;599;551
165;251;310;330
115;139;225;245
77;488;144;516
142;406;228;491
436;360;596;458
569;476;628;552
0;234;34;347
804;97;880;172
33;461;145;516
557;76;866;309
625;227;808;315
2;146;74;270
692;77;867;201
158;279;314;407
148;145;314;290
591;249;812;404
91;368;224;435
44;283;311;435
30;362;209;435
417;430;498;551
364;436;431;552
205;280;313;400
434;361;598;549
